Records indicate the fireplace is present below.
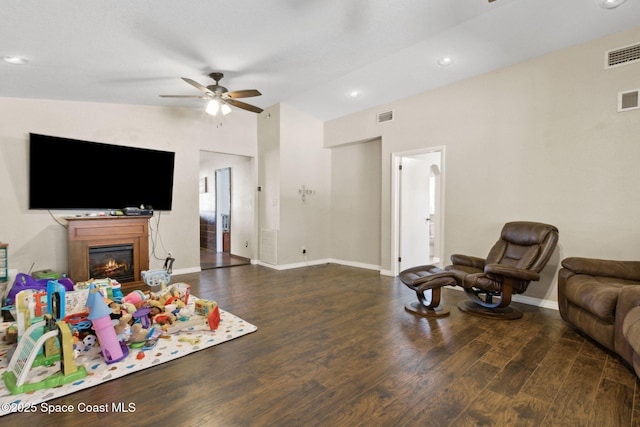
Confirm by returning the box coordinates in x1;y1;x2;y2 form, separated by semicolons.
67;216;151;291
89;244;135;283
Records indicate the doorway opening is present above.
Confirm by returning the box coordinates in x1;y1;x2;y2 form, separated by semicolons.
199;151;253;269
392;147;445;276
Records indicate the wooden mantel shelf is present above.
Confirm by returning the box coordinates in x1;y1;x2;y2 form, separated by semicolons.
67;216;151;292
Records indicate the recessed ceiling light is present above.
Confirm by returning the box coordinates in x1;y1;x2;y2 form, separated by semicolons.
437;57;454;66
2;56;28;65
600;0;627;9
349;90;360;98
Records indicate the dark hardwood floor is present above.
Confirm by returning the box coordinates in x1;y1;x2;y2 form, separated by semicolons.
200;247;250;269
4;264;639;426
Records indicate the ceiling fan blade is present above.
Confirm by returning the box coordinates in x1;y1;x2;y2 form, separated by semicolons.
182;77;212;94
160;95;209;98
226;99;264;114
225;89;262;99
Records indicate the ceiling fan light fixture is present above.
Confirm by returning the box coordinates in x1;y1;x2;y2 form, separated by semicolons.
600;0;626;9
206;99;220;115
165;72;262;115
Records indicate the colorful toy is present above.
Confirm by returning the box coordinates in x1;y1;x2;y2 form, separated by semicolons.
178;336;201;345
173;282;190;304
128;323;150;345
194;299;217;316
2;316;88;394
122;289;146;305
194;299;220;330
141;269;171;291
86;284;128;364
13;289;49;341
73;278;124;303
133;328;160;358
207;306;221;330
62;311;91;334
132;306;151;329
46;280;67;320
6;273;74;305
114;313;133;342
151;282;190;305
31;269;59;280
149;306;176;332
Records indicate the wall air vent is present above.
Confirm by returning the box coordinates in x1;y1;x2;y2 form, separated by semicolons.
377;110;394;124
618;89;640;112
605;42;640;69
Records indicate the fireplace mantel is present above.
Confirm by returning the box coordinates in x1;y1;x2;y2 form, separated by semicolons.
67;216;151;291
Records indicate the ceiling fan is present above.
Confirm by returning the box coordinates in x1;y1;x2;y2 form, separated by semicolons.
160;72;263;115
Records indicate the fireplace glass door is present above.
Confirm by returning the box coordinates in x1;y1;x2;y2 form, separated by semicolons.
89;244;135;283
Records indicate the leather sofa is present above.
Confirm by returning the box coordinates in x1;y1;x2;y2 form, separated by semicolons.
558;257;640;376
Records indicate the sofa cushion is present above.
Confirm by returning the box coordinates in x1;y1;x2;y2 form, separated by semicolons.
623;306;640;356
563;275;635;323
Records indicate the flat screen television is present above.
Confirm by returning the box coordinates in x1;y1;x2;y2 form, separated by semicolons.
29;133;175;211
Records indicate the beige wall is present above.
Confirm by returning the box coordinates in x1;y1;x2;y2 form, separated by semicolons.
324;26;640;305
278;103;331;265
0;98;257;277
330;139;382;268
257;103;331;266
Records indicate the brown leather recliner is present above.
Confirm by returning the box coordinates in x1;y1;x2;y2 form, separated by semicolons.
445;221;559;319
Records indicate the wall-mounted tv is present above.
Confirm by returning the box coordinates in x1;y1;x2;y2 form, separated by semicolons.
29;133;175;211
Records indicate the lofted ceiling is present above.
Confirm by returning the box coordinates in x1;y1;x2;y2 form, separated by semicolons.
1;0;639;121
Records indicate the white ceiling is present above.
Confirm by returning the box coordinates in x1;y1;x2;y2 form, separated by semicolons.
1;0;639;121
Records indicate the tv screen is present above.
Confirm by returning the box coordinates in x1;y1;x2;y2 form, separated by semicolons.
29;133;175;211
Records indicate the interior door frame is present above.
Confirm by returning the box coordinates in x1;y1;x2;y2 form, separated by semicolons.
199;150;258;265
215;167;231;253
391;146;446;277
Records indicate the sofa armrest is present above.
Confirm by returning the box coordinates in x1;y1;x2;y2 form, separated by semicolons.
561;257;640;282
450;254;485;270
618;287;640;324
484;264;540;281
615;286;640;367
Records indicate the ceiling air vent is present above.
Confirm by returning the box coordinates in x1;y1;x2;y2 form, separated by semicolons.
605;42;640;69
618;89;640;112
377;110;394;124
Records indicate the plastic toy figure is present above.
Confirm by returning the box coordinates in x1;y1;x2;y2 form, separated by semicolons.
86;285;128;363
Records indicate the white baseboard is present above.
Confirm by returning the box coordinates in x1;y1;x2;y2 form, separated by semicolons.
256;258;332;270
171;266;202;276
257;258;383;272
329;259;381;271
512;293;559;311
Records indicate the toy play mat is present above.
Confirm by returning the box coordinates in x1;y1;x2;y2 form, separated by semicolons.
0;298;257;417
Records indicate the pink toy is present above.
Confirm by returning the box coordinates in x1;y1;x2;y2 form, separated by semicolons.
86;285;128;363
122;290;145;305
